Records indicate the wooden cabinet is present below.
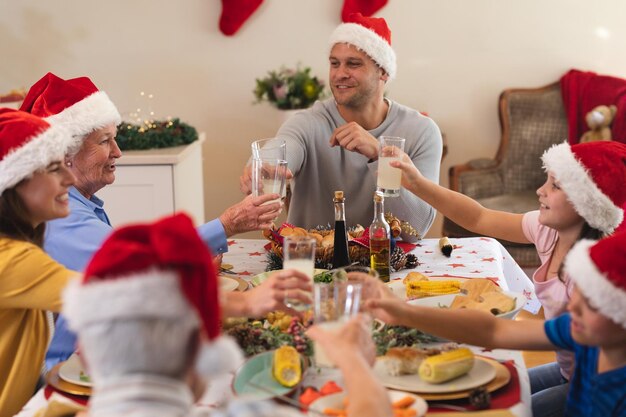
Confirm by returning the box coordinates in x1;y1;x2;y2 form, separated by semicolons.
97;134;205;227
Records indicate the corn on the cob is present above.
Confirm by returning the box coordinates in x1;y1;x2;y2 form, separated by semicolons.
405;280;461;299
272;346;302;387
418;347;474;383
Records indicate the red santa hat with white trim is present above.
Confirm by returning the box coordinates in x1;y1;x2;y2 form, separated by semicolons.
0;108;73;195
329;13;397;80
541;140;626;235
565;231;626;329
20;72;121;145
62;212;242;376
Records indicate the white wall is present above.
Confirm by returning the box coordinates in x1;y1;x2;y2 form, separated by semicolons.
2;0;625;237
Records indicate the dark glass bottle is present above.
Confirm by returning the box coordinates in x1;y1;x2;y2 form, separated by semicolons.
332;191;351;268
369;191;390;282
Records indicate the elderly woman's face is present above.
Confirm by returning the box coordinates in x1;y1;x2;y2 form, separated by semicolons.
71;124;121;197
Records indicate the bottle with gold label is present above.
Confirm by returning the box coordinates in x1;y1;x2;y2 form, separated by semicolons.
332;191;351;268
369;191;390;282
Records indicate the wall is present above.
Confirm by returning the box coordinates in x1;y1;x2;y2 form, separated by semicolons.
2;0;625;238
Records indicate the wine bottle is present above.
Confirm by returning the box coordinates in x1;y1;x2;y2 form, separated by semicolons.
369;191;390;282
332;191;351;268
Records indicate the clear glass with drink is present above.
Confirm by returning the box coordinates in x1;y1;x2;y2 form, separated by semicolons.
312;281;362;368
251;137;286;160
283;236;316;311
377;136;405;197
251;158;288;205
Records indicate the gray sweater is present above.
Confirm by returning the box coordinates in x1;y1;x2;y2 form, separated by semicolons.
278;98;442;241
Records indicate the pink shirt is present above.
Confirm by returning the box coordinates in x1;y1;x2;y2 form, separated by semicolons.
522;210;574;379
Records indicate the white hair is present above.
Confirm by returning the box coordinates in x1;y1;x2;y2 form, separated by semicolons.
78;314;199;383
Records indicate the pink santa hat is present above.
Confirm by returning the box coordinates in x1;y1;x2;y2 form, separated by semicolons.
0;108;72;195
565;230;626;329
20;72;121;145
329;13;397;80
62;212;242;376
541;140;626;234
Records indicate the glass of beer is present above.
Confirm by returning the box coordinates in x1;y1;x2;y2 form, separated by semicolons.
377;136;405;197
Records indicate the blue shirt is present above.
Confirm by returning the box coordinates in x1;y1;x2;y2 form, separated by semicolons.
44;187;229;370
545;314;626;417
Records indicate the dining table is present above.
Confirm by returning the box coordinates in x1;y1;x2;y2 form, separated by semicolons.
18;236;538;417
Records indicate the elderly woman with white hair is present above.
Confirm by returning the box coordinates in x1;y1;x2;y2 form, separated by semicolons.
21;73;311;371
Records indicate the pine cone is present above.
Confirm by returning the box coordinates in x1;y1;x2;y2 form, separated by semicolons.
390;247;407;271
405;253;419;269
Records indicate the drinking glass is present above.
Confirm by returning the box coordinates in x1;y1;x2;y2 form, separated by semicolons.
377;136;406;197
251;138;286;160
251;158;288;205
283;236;316;311
312;281;362;367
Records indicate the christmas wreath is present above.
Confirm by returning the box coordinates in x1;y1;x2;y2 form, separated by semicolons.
115;118;198;151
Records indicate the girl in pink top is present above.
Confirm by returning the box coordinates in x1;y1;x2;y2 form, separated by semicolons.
391;140;626;417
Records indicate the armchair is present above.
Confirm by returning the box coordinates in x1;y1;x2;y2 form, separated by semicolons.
442;82;568;267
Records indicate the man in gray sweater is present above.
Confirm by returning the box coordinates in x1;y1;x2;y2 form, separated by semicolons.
243;13;442;240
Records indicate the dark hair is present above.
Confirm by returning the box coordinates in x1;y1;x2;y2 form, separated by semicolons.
558;222;604;283
0;187;45;247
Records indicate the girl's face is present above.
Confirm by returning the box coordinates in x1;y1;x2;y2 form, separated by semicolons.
536;174;584;232
567;286;626;349
15;161;76;227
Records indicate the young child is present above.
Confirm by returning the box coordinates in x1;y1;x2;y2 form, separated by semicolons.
366;229;626;417
0;109;77;417
388;140;626;416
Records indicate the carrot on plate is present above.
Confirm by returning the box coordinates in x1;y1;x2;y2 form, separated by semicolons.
392;396;416;409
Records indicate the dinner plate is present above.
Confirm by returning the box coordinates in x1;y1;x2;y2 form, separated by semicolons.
220;275;240;292
251;269;326;287
58;353;92;387
47;363;92;397
373;356;496;394
387;275;469;300
232;350;308;400
407;291;526;320
418;357;511;401
308;389;428;417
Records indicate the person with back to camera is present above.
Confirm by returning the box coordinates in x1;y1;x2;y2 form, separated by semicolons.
241;13;442;240
381;139;626;417
60;213;393;417
20;72;311;371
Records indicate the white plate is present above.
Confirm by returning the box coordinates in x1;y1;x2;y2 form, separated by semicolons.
58;353;92;387
387;276;468;300
220;276;240;292
309;389;428;417
407;291;526;320
373;356;496;394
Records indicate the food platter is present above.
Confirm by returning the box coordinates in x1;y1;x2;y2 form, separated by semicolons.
387;276;469;300
232;350;308;400
407;291;526;320
308;389;428;417
373;356;497;394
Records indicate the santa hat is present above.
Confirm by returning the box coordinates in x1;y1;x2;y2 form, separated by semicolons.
20;72;121;142
63;213;242;376
0;108;72;195
565;231;626;329
541;141;626;234
329;13;397;80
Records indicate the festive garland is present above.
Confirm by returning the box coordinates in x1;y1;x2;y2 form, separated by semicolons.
115;119;198;151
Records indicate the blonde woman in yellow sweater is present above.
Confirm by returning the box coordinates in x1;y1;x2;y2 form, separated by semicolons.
0;109;77;417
